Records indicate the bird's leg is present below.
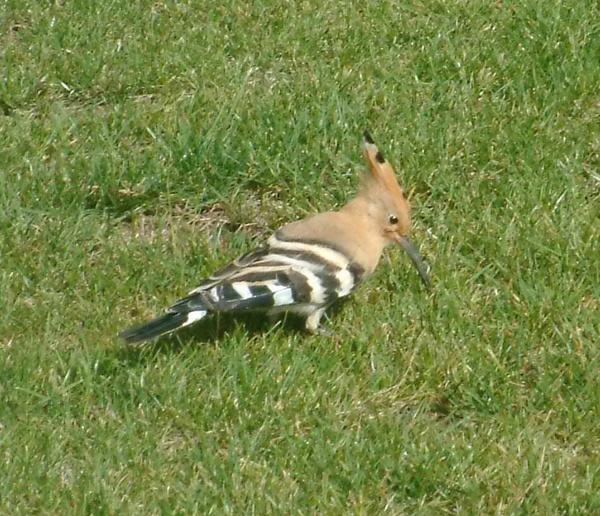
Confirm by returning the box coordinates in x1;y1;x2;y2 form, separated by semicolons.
305;307;334;336
267;312;283;327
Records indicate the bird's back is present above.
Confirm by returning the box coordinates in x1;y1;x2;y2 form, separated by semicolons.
178;227;367;315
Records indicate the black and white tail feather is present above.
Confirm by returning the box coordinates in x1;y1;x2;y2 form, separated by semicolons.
119;233;365;343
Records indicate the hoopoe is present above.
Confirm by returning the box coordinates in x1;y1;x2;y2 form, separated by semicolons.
120;132;430;343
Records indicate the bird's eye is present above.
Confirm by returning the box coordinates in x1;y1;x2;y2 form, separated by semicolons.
388;214;399;225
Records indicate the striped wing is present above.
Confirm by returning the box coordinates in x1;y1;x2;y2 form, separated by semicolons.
167;234;365;316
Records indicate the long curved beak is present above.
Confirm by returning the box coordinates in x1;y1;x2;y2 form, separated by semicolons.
398;236;431;289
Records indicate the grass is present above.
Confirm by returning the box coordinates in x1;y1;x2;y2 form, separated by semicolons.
1;0;599;512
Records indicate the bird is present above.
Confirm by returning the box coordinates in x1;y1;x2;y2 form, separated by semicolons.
119;131;430;343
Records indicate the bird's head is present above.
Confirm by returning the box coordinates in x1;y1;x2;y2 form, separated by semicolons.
360;131;431;288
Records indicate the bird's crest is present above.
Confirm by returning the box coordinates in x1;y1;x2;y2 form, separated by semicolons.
361;130;406;200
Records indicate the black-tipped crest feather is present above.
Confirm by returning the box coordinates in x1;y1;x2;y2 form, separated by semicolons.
363;130;375;144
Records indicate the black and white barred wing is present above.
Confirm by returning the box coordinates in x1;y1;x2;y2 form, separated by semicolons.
179;235;365;315
266;233;366;301
169;265;308;315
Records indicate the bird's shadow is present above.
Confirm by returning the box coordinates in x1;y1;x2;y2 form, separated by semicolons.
115;302;351;365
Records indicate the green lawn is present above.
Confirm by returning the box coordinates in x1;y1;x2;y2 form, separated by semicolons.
1;0;599;512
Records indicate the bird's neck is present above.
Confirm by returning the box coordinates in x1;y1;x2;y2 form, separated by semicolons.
338;195;388;274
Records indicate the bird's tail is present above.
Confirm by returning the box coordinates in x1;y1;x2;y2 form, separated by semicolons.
119;309;208;344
